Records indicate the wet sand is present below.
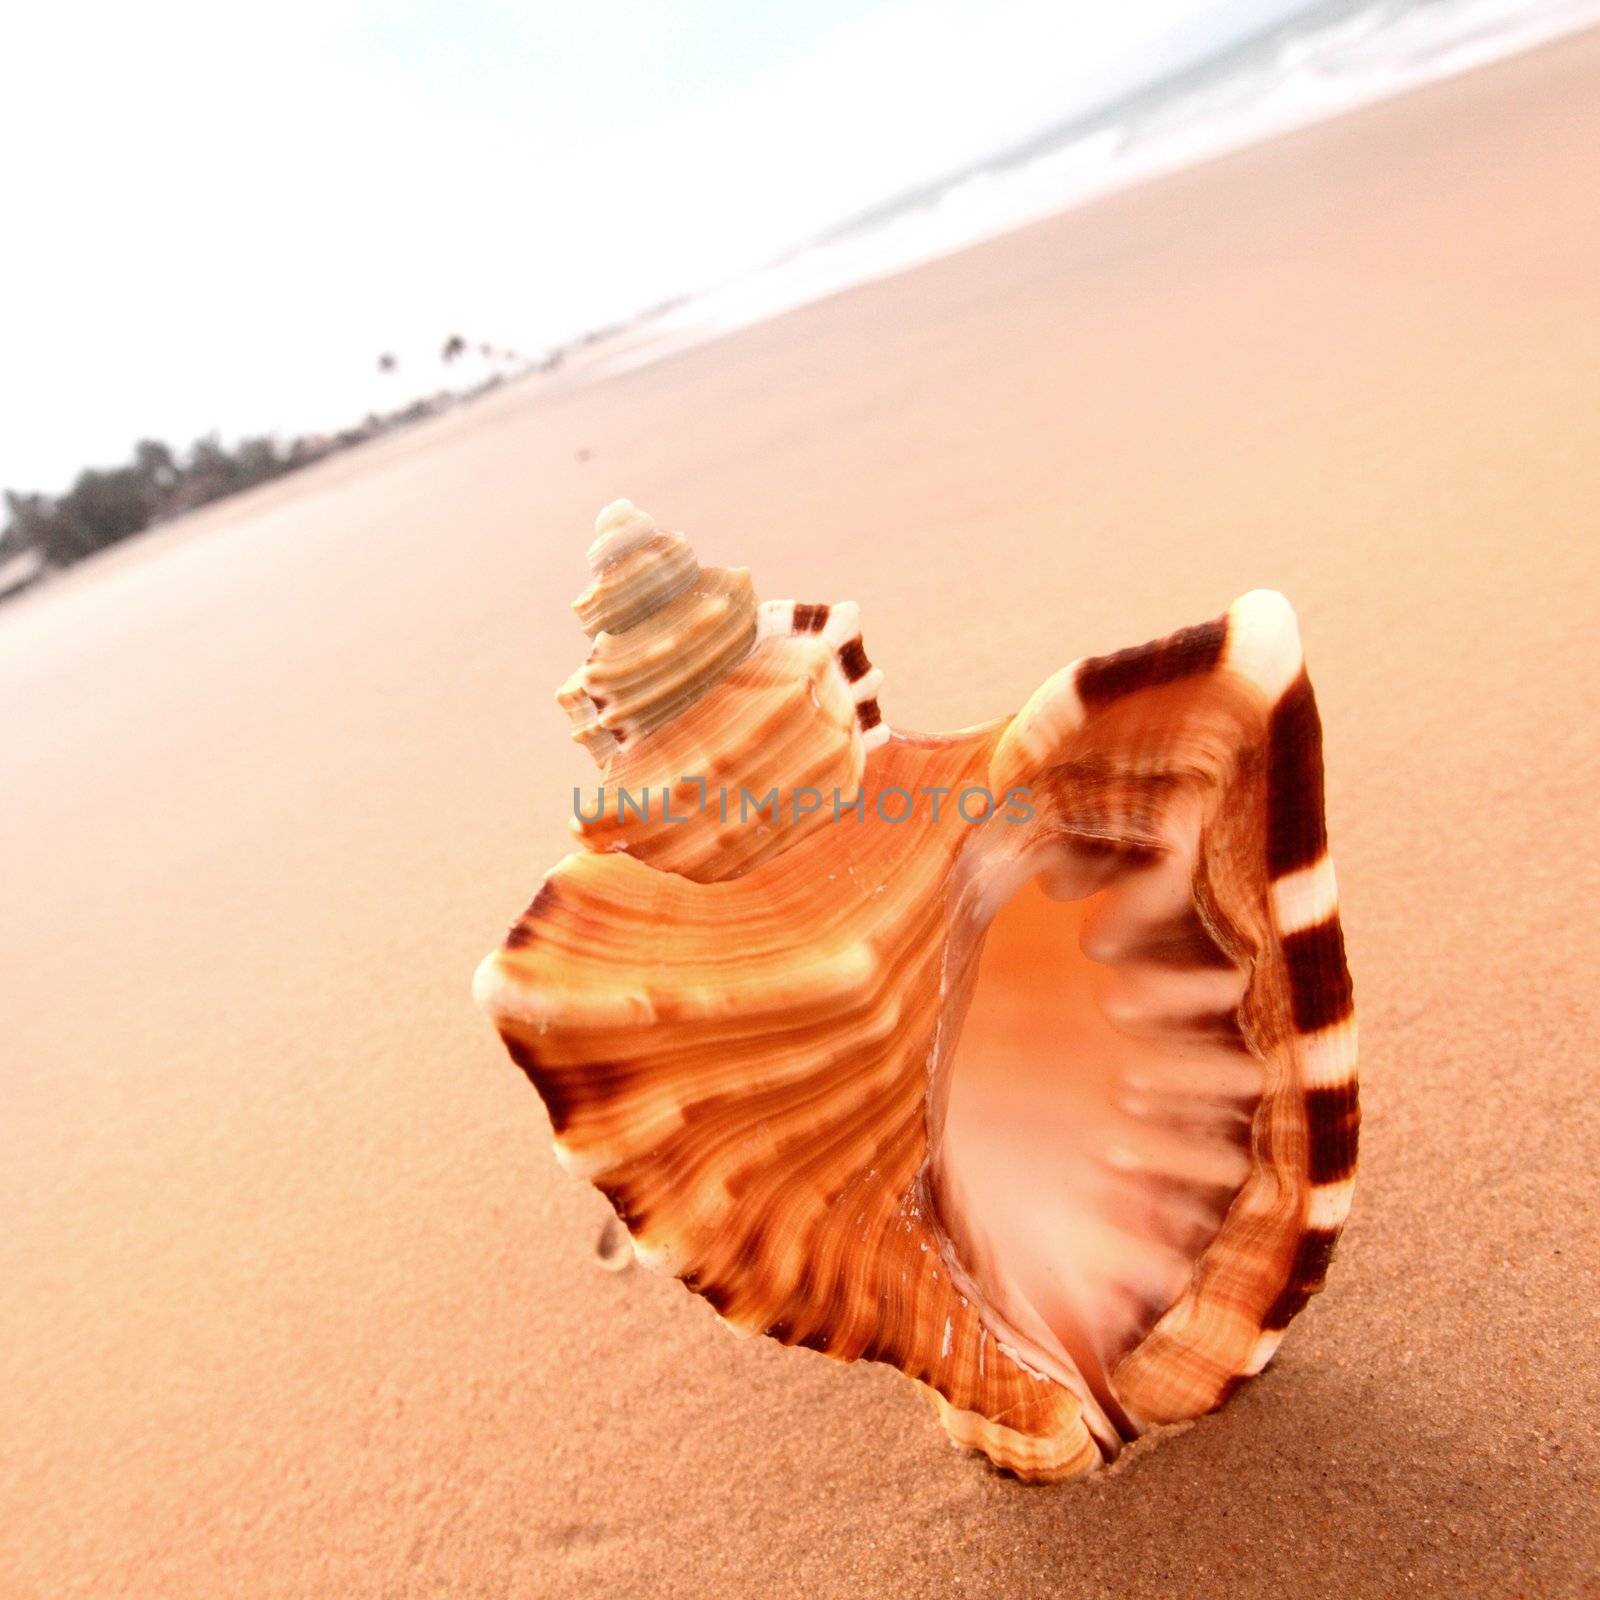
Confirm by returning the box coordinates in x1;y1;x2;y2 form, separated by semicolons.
4;28;1599;1599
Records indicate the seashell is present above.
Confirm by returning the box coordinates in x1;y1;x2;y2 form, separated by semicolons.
475;503;1357;1482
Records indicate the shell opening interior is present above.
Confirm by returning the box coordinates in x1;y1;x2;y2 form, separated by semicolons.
927;797;1263;1458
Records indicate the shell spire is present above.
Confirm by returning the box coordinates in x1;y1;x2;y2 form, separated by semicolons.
557;500;759;762
555;501;890;880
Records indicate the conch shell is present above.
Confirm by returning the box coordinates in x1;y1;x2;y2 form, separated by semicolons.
475;501;1358;1481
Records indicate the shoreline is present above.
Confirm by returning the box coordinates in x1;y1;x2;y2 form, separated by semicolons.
8;7;1600;589
567;4;1600;381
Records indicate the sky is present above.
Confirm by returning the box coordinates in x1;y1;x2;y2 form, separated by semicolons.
0;0;1312;499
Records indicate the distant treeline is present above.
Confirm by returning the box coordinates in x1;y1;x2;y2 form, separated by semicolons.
1;333;543;590
0;401;455;577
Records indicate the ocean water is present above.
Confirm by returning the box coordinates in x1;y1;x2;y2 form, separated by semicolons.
587;0;1600;377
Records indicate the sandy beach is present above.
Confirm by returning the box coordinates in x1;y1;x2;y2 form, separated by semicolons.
4;27;1599;1599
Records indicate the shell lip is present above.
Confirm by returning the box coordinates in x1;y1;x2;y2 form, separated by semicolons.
921;753;1277;1447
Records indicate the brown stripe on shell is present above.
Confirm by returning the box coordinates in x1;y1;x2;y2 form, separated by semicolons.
838;637;872;682
1282;916;1355;1033
857;698;883;731
1074;616;1228;709
504;880;560;948
517;1053;638;1138
1265;671;1328;878
501;1034;595;1142
1211;1372;1248;1407
594;1178;646;1233
792;602;830;633
1304;1081;1360;1185
1177;1007;1253;1050
502;1033;539;1081
1217;1101;1258;1153
1262;1227;1342;1331
1125;906;1238;969
696;1276;736;1316
1067;835;1166;870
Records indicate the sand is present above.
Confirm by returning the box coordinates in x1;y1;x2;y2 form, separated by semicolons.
4;29;1599;1600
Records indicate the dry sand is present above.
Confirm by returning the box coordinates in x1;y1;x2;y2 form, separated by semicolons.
4;29;1599;1600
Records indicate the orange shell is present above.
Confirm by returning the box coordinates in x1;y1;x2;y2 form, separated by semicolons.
474;503;1357;1481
